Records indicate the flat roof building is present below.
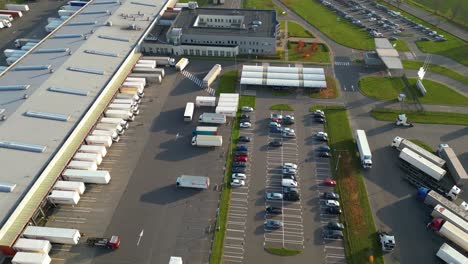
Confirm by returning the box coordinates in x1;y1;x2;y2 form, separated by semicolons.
142;7;279;57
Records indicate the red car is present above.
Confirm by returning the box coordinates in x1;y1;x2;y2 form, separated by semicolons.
271;118;282;123
234;156;248;162
324;179;336;186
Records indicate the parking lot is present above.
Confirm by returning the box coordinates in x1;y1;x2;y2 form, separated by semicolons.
319;0;446;42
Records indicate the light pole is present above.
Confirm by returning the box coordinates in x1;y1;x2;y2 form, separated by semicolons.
335;154;341;172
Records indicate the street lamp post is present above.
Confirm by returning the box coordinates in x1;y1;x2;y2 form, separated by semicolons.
335;154;342;172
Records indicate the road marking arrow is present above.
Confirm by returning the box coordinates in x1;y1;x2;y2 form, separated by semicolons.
137;229;144;246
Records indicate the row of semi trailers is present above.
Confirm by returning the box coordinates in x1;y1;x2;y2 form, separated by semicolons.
10;59;161;264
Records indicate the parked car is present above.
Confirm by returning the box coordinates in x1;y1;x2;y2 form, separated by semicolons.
269;141;283;147
282;168;297;175
284;192;300;201
240;122;252;128
242;106;254;112
316;132;328;141
282;132;296;138
232;173;247;180
282;174;297;181
284;115;295;121
283;162;297;169
240;118;250;123
235;145;248;151
266;206;283;214
323;229;344;239
240;114;249;119
231;179;245;187
238;136;251;142
282;179;298;187
388;36;398;41
318;152;331;158
234;156;247;162
232;167;246;173
235;151;248;156
326;206;342;215
419;37;430;41
324;179;336;186
264;220;283;229
315;117;325;123
269;122;281;128
313;110;325;116
325;200;340;207
266;192;283;200
270;113;283;120
323;192;340;200
283;187;299;194
270;117;282;123
316;145;331;152
282;119;295;125
232;162;246;167
327;221;345;231
270;127;282;133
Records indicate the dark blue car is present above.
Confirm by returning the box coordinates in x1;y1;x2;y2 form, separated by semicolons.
270;127;282;133
236;145;248;151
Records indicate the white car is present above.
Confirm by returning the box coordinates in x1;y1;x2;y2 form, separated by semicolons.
393;30;401;34
325;200;340;207
282;132;296;138
232;173;247;180
281;179;298;187
369;17;377;22
231;179;245;187
283;162;298;170
316;131;328;137
240;122;252;128
284;115;295;120
313;110;324;116
241;106;254;112
282;168;297;175
282;128;295;133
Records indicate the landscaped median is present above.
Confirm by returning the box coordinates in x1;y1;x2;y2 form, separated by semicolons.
265;247;302;256
270;104;294;111
210;96;256;264
371;108;468;126
309;105;384;264
402;60;468;85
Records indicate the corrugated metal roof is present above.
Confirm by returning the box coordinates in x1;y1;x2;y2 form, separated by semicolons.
376;48;399;57
375;38;394;49
0;0;165;247
380;57;403;69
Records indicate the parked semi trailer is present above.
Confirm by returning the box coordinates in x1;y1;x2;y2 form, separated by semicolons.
191;135;222;147
62;169;111;184
22;226;81;245
198;113;226;124
438;144;468;186
53;181;85;195
48;190;80;205
399;148;446;181
418;187;466;220
176;175;209;189
195;96;216;107
427;218;468;251
78;145;107;157
392;136;445;167
192;126;218;135
436;243;468;264
142;56;175;67
12;252;51;264
355;130;372;169
13;239;52;254
431;204;468;233
202;64;222;88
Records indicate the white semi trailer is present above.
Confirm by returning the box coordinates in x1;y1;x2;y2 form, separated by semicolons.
62;169;111;184
355;130;372;169
22;226;81;245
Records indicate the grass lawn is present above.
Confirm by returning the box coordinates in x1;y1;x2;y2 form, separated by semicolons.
309;75;339;99
371;108;468;126
287;21;314;38
281;0;374;50
177;0;210;6
358;76;468;105
216;70;237;96
288;42;330;63
407;0;468;26
210;95;256;264
374;0;468;66
270;104;294;110
390;39;410;51
309;106;384;264
402;60;468;85
409;139;435;153
243;0;285;14
265;247;302;256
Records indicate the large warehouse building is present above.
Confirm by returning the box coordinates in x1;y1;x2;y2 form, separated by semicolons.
0;0;176;256
142;7;280;57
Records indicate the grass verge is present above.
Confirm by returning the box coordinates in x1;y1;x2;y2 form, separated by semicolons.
309;106;383;264
287;21;314;38
402;60;468;85
265;247;302;256
309;75;339;99
243;0;285;14
288;42;330;63
210;95;256;263
358;76;468;105
177;0;210;6
216;70;238;96
270;104;294;111
371;108;468;126
409;139;435;153
405;0;468;28
390;39;410;51
281;0;374;50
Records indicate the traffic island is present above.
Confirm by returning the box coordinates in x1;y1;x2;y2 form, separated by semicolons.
371;108;468;126
265;247;302;256
270;104;294;111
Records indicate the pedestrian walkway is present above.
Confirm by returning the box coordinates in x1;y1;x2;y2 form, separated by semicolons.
181;70;215;95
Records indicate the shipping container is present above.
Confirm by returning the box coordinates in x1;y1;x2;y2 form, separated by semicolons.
96;122;125;135
22;226;80;245
99;117;129;129
125;77;146;87
5;4;29;11
438;144;468;186
176;175;209;189
436;243;468;264
62;169;110;184
431;204;468;233
184;102;194;122
108;103;139;115
53;181;85;195
399;148;446;181
175;58;189;71
0;14;13;21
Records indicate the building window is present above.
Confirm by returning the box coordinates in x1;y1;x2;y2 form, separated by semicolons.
214;50;219;56
196;50;200;56
190;49;194;55
220;51;225;56
202;50;206;56
208;50;213;56
227;51;231;56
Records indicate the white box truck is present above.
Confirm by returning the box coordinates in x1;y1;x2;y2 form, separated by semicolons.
105;109;135;122
73;152;103;165
99;117;129;129
13;239;52;254
91;129;120;142
195;96;216;107
175;58;189;71
399;148;446;181
96;122;125;135
48;190;80;205
198;113;226;124
191;135;223;147
67;160;97;171
22;226;81;245
438;144;468;186
62;169;111;184
176;175;209;189
392;136;445;167
436;243;468;264
12;252;51;264
85;135;113;147
356;130;372;169
78;145;107;157
53;181;85;195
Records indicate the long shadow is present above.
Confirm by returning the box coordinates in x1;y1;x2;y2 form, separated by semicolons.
140;184;203;205
365;123;396;137
440;127;468;142
169;77;204;96
155;138;213;161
